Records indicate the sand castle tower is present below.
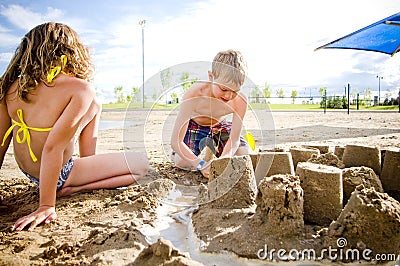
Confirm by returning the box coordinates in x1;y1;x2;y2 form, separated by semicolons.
342;166;383;204
342;144;381;176
296;162;343;225
198;155;257;208
254;174;304;237
290;147;320;171
251;152;295;184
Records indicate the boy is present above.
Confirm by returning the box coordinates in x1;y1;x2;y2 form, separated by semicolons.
171;50;249;178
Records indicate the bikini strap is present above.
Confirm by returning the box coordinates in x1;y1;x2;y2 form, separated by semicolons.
47;55;67;83
1;109;52;162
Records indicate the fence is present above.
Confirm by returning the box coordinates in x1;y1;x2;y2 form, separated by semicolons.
248;94;400;113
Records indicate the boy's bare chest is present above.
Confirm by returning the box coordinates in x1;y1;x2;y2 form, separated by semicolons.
191;99;234;124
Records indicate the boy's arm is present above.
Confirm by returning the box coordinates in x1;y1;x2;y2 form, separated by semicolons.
0;102;11;169
219;93;247;158
171;96;203;168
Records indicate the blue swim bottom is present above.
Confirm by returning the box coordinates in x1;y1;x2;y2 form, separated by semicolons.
20;158;74;191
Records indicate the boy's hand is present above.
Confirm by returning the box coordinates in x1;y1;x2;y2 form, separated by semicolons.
13;205;57;231
200;160;212;178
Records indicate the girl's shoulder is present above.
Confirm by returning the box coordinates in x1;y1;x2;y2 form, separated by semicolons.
55;74;94;95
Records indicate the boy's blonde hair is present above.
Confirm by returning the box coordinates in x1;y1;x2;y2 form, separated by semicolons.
212;49;247;87
0;22;93;103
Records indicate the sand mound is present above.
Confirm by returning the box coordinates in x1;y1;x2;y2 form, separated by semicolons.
328;187;400;258
132;238;202;266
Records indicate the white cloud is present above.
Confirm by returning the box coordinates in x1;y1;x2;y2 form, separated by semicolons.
0;32;20;47
0;52;13;62
0;4;64;30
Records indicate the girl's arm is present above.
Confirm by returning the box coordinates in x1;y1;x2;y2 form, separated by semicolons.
78;98;102;157
40;81;94;206
0;102;11;169
13;79;95;231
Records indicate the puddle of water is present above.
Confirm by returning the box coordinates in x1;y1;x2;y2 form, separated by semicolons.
138;187;328;266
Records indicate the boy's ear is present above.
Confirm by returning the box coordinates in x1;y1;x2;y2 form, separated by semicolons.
207;71;214;81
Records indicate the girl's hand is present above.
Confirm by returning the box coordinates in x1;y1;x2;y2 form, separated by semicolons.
13;205;57;231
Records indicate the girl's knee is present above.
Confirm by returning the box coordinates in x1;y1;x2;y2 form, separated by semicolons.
125;152;149;178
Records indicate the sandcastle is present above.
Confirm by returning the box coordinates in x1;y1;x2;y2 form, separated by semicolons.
198;155;257;208
192;143;400;262
342;166;383;204
328;187;400;257
303;144;330;154
296;162;343;225
251;152;295;184
342;144;381;175
289;147;320;170
255;174;304;237
381;148;400;192
334;145;346;160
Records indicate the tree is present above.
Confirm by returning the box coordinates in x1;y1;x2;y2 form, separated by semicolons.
361;88;372;106
114;86;125;103
160;68;172;104
160;68;172;89
170;92;178;103
291;89;298;104
350;87;359;105
180;72;197;95
130;87;140;103
276;88;285;102
318;87;326;98
250;85;262;103
263;82;271;99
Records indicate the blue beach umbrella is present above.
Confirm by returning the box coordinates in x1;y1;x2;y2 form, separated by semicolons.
315;12;400;56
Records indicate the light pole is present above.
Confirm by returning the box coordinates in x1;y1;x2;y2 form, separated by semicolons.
139;19;146;108
376;75;383;106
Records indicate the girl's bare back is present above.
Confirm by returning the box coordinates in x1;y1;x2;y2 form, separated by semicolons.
5;74;94;179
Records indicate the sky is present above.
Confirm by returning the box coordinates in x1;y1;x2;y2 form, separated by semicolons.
0;0;400;103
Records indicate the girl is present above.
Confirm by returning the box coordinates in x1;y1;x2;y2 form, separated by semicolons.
0;22;148;231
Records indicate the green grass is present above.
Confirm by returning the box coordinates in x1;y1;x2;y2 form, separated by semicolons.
102;102;399;111
249;103;321;110
102;102;179;109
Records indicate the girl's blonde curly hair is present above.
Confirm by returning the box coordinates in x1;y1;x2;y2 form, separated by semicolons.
0;22;94;103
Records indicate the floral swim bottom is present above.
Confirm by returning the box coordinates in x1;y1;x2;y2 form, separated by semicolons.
20;157;74;191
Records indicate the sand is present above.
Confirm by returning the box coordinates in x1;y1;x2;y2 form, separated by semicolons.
1;109;400;265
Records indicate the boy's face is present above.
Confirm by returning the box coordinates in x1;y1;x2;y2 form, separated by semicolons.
208;71;241;103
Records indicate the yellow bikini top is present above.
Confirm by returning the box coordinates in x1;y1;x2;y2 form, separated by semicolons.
1;55;67;162
1;109;52;162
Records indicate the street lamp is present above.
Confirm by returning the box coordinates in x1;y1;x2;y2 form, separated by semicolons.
376;75;383;105
139;19;146;108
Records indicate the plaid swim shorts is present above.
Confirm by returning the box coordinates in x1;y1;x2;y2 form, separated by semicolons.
183;119;248;157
